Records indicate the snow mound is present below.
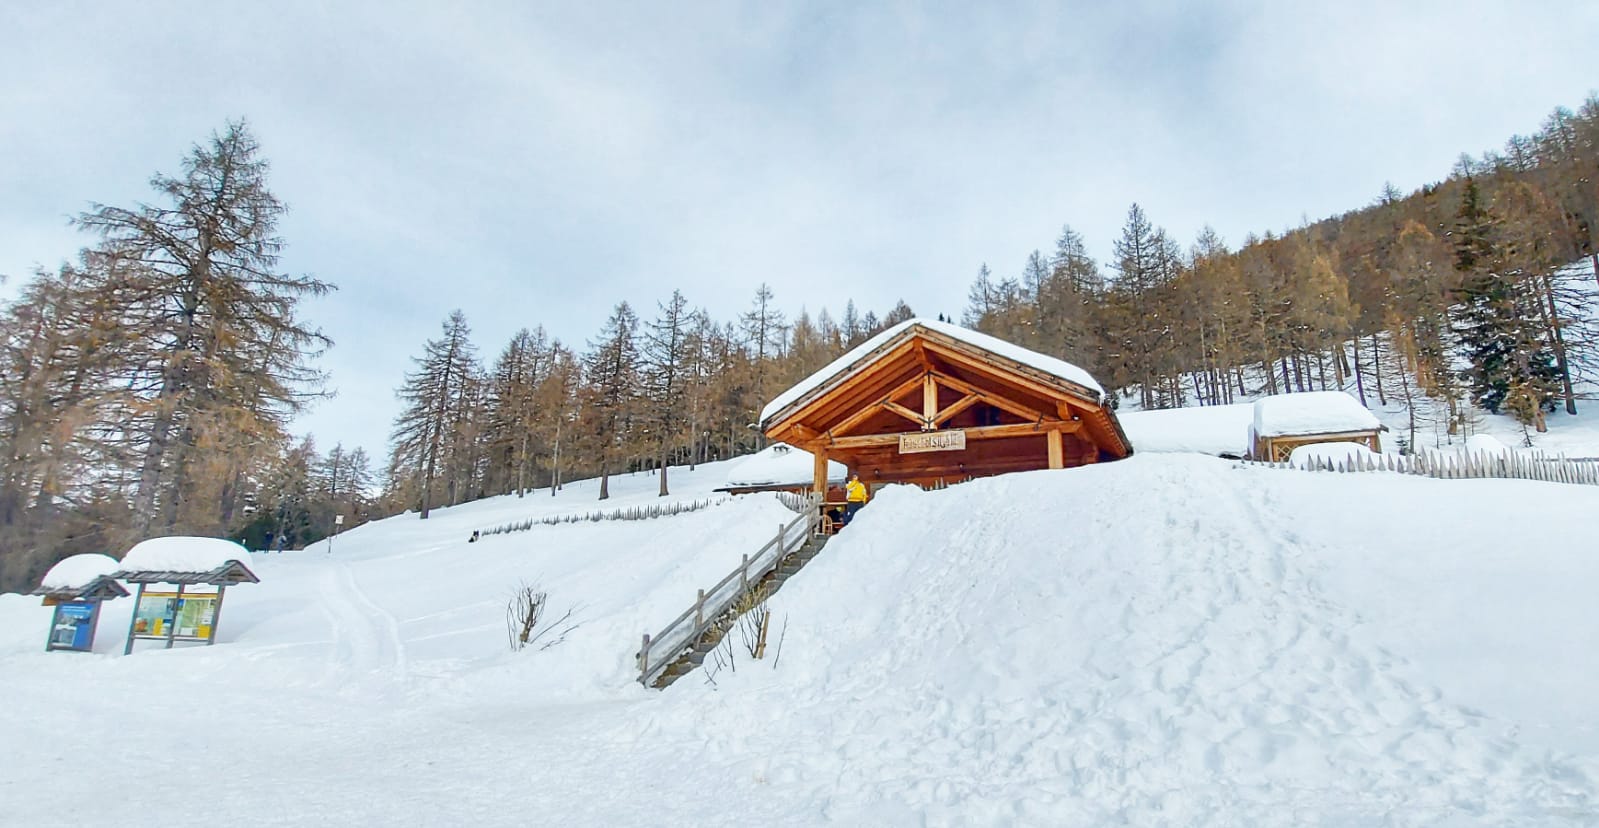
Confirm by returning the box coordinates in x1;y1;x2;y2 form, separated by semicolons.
1466;433;1512;456
761;318;1103;423
1120;402;1254;455
679;456;1599;822
119;536;250;573
39;553;121;591
1252;390;1381;438
723;443;846;488
1288;441;1380;467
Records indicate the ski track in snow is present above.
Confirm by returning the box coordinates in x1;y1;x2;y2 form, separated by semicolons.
318;560;408;686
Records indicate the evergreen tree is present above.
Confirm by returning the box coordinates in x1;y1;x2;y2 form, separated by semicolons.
390;310;478;518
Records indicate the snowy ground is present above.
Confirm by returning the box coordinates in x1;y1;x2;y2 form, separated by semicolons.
3;455;1598;825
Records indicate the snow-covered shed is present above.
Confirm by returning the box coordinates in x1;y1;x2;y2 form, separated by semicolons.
1250;391;1384;461
1118;403;1255;458
760;318;1131;490
718;443;847;495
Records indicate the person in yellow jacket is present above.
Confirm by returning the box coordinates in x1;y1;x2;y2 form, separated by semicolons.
844;473;869;525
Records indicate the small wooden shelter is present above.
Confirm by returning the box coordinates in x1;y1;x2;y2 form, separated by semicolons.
761;319;1131;492
113;537;260;654
31;553;130;653
1249;391;1384;462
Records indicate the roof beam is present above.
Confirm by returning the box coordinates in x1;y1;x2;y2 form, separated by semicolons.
828;419;1080;450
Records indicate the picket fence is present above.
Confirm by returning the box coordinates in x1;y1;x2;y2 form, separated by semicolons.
1241;451;1599;486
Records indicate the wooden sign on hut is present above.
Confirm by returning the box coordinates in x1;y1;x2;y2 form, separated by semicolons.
113;537;259;655
30;554;130;652
760;318;1132;491
1249;391;1384;462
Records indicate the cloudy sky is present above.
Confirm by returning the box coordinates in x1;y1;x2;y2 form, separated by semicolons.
2;1;1595;461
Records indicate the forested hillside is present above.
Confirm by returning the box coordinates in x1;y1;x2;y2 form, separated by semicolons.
2;96;1596;594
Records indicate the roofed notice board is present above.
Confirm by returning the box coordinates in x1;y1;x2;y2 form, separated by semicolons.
899;430;966;454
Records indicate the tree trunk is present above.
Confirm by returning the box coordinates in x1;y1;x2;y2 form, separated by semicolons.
1352;340;1368;406
1371;335;1387;406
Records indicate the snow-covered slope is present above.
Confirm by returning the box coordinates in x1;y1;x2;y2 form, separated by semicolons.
3;455;1597;824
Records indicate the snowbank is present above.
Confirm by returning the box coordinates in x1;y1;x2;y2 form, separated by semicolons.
760;318;1103;423
722;443;846;488
5;454;1599;824
1252;390;1381;438
118;536;250;573
38;553;121;591
1466;433;1512;456
1119;402;1253;455
1288;440;1380;467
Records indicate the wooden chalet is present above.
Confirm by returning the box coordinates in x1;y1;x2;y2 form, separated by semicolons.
761;319;1132;492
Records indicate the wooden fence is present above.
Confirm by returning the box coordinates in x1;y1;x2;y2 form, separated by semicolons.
479;497;729;538
636;496;820;686
1241;451;1599;486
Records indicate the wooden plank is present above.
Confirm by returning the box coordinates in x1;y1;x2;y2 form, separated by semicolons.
827;372;928;437
923;374;938;421
927;370;1045;422
828;420;1079;450
881;400;927;429
932;392;982;426
1047;429;1064;469
813;446;829;495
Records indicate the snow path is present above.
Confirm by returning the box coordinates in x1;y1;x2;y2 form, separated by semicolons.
317;560;409;684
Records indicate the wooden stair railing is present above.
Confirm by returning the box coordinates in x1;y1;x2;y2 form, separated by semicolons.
637;496;821;687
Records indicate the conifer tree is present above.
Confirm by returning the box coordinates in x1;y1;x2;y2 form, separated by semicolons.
391;310;478;518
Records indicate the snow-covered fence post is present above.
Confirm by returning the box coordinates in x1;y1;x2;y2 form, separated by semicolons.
694;589;706;631
639;633;651;682
740;553;749;592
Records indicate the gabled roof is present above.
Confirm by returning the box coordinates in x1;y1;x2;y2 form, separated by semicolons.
1252;391;1382;439
115;559;259;586
760;318;1104;428
31;574;130;603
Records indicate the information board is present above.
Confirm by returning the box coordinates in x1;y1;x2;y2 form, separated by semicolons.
132;592;217;640
49;601;97;651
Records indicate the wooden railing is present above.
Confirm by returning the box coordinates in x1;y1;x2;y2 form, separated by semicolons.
636;496;820;687
1240;450;1599;486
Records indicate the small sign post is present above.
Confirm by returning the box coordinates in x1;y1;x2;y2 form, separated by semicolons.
899;430;967;454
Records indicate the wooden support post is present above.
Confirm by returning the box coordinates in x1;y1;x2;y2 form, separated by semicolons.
124;582;146;655
165;583;184;649
813;446;829;497
922;373;937;428
208;586;227;645
1047;429;1064;470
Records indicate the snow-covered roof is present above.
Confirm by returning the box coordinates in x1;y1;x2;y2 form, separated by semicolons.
119;536;250;574
1252;391;1382;438
724;443;847;489
760;318;1104;425
1119;403;1255;455
39;553;122;591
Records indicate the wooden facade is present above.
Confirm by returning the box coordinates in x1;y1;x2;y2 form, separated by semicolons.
761;323;1132;492
1253;430;1382;463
